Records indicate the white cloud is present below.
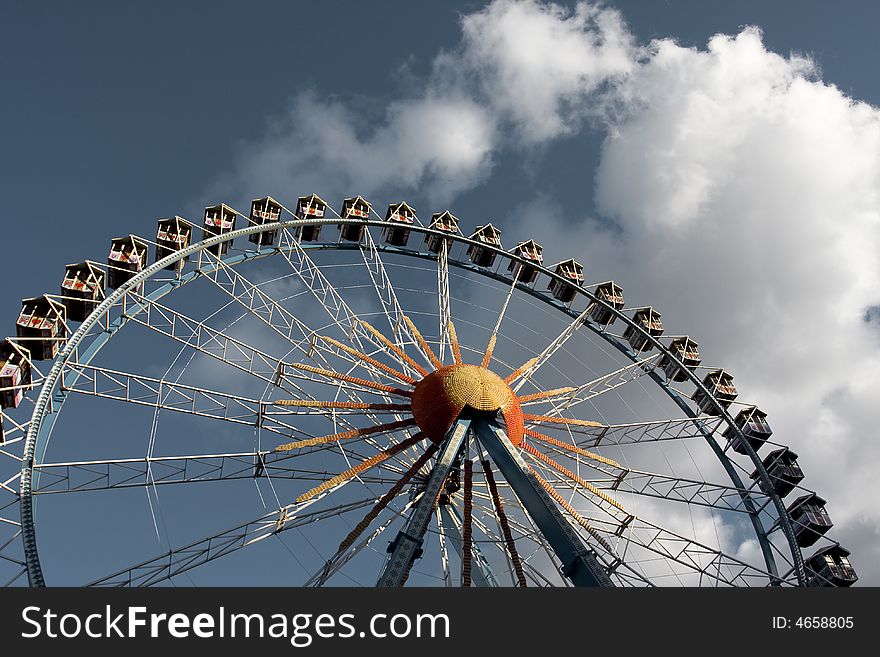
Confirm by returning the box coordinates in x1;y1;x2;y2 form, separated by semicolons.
209;0;633;207
211;91;496;208
455;0;635;141
572;27;880;583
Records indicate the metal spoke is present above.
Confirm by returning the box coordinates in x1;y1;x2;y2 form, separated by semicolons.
511;303;595;393
529;354;661;414
359;226;432;373
437;240;451;362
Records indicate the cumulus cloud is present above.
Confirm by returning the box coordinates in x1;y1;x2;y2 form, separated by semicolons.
211;91;496;207
210;0;633;207
570;27;880;582
453;0;635;141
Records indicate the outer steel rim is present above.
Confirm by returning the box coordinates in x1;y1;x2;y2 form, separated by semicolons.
19;217;805;586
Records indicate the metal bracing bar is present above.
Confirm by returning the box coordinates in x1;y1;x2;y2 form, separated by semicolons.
472;416;613;587
200;251;315;352
437;240;451;362
593;514;788;587
89;497;376;587
376;418;470;587
119;294;393;427
31;452;397;495
437;503;499;587
274;229;418;433
122;292;290;386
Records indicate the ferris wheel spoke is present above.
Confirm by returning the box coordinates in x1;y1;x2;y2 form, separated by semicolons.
530;457;784;586
529;354;663;414
308;496;421;587
437;240;452;362
192;252;425;446
30;451;399;495
525;429;768;514
510;303;596;393
276;229;414;372
358;227;433;374
198;254;404;390
526;416;725;448
594;515;785;587
58;362;315;438
120;293;399;429
88;496;377;587
491;489;569;586
122;292;295;389
199;252;315;356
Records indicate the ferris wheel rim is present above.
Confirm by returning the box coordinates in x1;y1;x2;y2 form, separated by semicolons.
16;215;804;587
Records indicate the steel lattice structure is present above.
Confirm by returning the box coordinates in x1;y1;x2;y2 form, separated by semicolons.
0;197;857;587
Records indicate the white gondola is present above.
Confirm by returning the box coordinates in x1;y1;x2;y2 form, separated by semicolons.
155;217;192;271
467;224;502;268
590;281;624;325
203;204;237;256
509;240;544;284
60;261;105;322
16;296;67;361
548;259;583;303
659;336;701;381
383;201;416;247
0;340;32;409
249;197;282;246
107;235;149;290
425;211;460;254
692;368;737;415
623;307;663;352
339;196;372;242
296;194;327;242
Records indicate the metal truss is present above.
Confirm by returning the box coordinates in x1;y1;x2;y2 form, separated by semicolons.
89;497;376;587
437;240;452;362
32;452;396;495
358;227;430;375
538;354;662;414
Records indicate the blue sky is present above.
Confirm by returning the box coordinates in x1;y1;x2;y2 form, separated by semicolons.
2;1;879;585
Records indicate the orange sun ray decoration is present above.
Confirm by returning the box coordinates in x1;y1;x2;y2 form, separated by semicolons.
516;386;576;403
447;320;463;365
295;433;426;503
360;320;429;377
316;335;418;385
271;314;617;579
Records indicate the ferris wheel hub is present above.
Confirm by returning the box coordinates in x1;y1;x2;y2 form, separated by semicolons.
411;364;524;446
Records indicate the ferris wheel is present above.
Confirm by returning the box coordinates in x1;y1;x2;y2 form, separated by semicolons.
0;193;858;587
